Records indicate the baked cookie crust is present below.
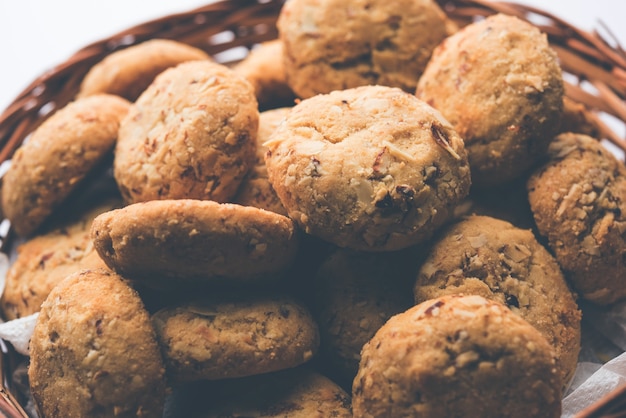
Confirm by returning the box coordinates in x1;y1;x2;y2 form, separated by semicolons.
264;85;471;251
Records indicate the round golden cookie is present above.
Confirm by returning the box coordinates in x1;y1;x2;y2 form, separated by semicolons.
416;13;564;188
77;39;210;101
413;215;581;389
0;199;120;320
114;60;258;204
311;247;418;383
527;132;626;304
151;293;319;383
232;107;290;215
352;294;562;418
29;269;167;418
2;94;130;237
264;85;471;251
277;0;456;98
188;367;352;418
91;199;299;289
233;40;296;109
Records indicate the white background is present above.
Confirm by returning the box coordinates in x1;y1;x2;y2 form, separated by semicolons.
0;0;623;112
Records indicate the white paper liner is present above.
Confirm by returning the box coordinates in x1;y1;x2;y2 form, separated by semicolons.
563;354;626;416
0;314;38;356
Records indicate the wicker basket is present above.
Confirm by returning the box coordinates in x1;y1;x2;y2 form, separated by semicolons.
0;0;625;416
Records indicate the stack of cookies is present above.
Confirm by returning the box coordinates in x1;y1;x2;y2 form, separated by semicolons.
0;0;622;417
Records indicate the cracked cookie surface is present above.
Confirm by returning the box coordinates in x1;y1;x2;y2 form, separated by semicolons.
413;215;581;389
114;60;258;204
352;294;561;418
527;132;626;304
277;0;456;98
264;85;471;251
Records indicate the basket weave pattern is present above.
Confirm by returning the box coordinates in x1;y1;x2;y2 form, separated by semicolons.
0;1;625;417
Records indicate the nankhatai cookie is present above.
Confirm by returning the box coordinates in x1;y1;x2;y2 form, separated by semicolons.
2;94;129;236
0;199;120;320
311;247;418;382
264;85;471;251
352;294;562;418
188;367;352;418
114;60;258;204
277;0;456;98
29;269;166;418
232;107;290;215
413;215;581;388
233;40;296;109
91;199;299;289
77;39;210;101
527;132;626;304
416;13;563;188
151;293;319;382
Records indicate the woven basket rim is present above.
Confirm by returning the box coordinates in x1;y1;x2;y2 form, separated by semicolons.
0;1;625;417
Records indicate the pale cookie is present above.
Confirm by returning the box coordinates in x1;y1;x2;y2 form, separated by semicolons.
278;0;456;98
413;215;581;389
1;199;120;320
264;85;471;251
77;39;210;101
29;269;166;418
2;94;130;236
232;107;290;215
416;13;563;188
91;199;299;289
151;293;319;382
233;40;296;109
352;294;561;418
527;132;626;304
188;367;352;417
114;60;258;204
